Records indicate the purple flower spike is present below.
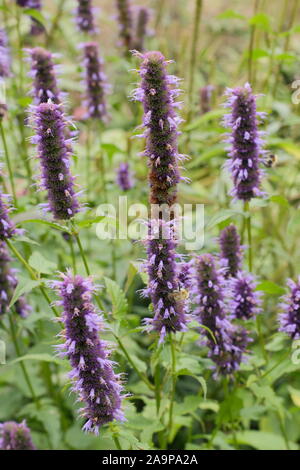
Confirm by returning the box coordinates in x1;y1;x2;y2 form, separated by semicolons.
143;220;190;344
0;242;31;317
219;224;243;278
28;47;62;105
132;50;185;207
0;192;18;240
31;100;80;220
0;29;10;78
52;271;126;434
279;277;300;339
223;82;266;201
200;85;214;114
177;260;193;290
193;254;250;376
132;7;150;52
116;162;134;191
82;42;109;121
116;0;134;52
76;0;96;34
228;271;262;320
0;421;35;450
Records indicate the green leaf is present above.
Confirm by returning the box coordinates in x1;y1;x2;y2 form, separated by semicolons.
24;8;47;29
217;9;245;20
234;431;297;450
9;277;40;309
249;13;271;32
18;218;70;233
10;353;65;366
184;109;225;132
104;277;128;319
256;281;285;295
124;262;138;293
77;216;105;229
29;251;56;274
206;209;243;230
269;195;289;207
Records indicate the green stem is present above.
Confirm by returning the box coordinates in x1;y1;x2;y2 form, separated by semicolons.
0;121;17;206
113;435;122;450
248;0;260;85
46;0;65;47
244;201;252;272
69;235;77;275
6;239;59;317
187;0;203;123
8;314;40;408
74;232;90;275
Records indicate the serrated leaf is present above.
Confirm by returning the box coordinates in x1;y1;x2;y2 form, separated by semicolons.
9;277;40;309
256;281;285;295
29;251;56;274
104;277;128;318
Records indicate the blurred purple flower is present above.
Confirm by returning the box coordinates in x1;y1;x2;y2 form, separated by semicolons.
116;162;134;191
0;242;31;317
27;1;45;35
200;85;214;114
0;29;10;78
0;421;35;450
31;100;80;220
116;0;134;52
75;0;96;34
0;192;19;241
219;224;243;278
82;42;109;121
132;6;150;52
52;271;126;434
223;82;266;201
279;278;300;339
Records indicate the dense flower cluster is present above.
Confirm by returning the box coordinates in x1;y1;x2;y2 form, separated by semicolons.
278;278;300;339
219;224;243;277
0;192;19;240
177;260;193;290
193;254;250;375
223;82;266;201
228;271;262;320
0;421;35;450
52;272;125;434
132;50;186;207
116;162;134;191
82;42;109;121
200;85;214;114
75;0;96;34
31;100;80;220
0;243;31;317
116;0;134;52
132;6;150;52
28;47;62;105
0;29;10;78
142;220;190;343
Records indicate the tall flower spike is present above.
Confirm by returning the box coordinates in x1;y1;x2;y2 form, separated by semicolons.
223;82;266;201
219;224;243;278
28;47;62;105
116;162;134;191
0;242;31;317
82;42;109;121
52;272;125;434
132;7;150;52
143;219;190;343
116;0;134;52
193;254;250;376
0;29;10;78
76;0;96;33
279;277;300;339
0;421;35;450
31;100;80;220
132;51;185;207
228;271;262;320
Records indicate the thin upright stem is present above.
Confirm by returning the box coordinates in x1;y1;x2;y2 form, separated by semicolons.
167;335;177;445
46;0;65;47
6;239;59;317
74;232;90;276
8;314;40;408
187;0;203;123
69;235;77;275
113;435;122;450
247;0;261;85
0;121;17;206
244;201;252;272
